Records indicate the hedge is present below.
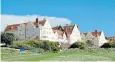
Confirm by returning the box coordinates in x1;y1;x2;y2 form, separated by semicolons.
101;41;115;48
69;41;88;49
10;40;60;53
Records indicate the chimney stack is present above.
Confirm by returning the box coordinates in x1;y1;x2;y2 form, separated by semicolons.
36;18;39;28
36;18;38;23
95;30;97;33
66;24;68;26
95;30;98;37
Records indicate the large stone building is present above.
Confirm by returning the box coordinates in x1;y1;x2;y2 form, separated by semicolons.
4;18;81;44
4;18;107;46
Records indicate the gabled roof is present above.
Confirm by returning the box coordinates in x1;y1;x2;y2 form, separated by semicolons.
32;19;46;26
63;24;75;34
52;24;75;38
82;30;102;37
52;26;59;30
4;18;46;31
5;24;20;31
53;29;63;36
53;29;64;39
91;31;101;37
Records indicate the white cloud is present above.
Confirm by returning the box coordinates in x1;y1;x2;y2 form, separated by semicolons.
1;14;71;31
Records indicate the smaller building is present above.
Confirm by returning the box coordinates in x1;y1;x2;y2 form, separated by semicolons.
81;30;107;47
106;36;115;41
52;24;81;44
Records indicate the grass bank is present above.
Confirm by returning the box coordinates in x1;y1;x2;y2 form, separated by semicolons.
1;47;115;61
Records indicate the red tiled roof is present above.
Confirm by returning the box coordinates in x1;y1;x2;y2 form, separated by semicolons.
91;31;101;37
4;18;46;31
5;24;20;31
53;29;63;35
52;24;75;38
83;31;102;37
63;25;75;38
53;29;64;38
32;19;46;26
52;26;59;30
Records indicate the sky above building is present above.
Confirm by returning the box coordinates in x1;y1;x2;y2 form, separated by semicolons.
1;0;115;36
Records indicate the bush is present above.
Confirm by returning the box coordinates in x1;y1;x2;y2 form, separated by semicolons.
101;41;115;48
69;41;88;49
1;32;15;46
10;40;60;53
101;43;111;48
10;41;19;49
39;41;59;52
110;41;115;47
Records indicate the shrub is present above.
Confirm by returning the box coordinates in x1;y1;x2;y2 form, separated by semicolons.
70;41;88;49
48;41;60;53
101;43;111;48
1;32;15;46
110;41;115;48
10;40;37;49
10;40;60;52
40;41;59;52
101;41;115;48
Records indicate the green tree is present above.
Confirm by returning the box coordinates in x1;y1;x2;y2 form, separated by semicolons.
58;25;64;31
70;41;88;49
1;32;15;46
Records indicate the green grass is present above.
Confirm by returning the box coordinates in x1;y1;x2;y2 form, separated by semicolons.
1;47;115;61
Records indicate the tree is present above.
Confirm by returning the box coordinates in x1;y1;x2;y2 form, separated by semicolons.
58;25;64;31
1;32;15;46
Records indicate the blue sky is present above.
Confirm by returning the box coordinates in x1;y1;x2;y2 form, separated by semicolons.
1;0;115;36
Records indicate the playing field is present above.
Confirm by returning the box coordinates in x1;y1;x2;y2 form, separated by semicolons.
1;47;115;61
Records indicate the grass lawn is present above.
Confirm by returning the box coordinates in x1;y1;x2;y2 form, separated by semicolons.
1;47;115;61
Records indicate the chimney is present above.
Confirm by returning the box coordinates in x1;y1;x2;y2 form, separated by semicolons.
95;30;97;33
66;24;68;26
95;30;98;37
36;18;38;23
36;18;39;28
